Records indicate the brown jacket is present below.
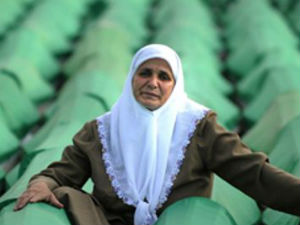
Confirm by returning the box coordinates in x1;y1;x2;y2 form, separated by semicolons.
31;111;300;219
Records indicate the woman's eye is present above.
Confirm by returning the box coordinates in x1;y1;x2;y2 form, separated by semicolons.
139;69;151;77
159;72;171;81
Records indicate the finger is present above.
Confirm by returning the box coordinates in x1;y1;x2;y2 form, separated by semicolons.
14;200;22;211
14;196;23;210
14;195;28;210
29;192;48;203
49;194;64;208
14;195;32;211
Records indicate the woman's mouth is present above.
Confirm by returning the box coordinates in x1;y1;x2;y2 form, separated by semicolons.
141;92;160;98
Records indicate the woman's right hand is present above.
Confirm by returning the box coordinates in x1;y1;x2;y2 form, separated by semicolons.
14;181;64;211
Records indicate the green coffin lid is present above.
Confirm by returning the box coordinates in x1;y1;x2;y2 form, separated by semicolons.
212;175;261;225
0;58;55;103
0;27;59;80
46;71;120;120
244;69;300;123
22;20;71;55
155;21;221;52
28;0;83;38
63;24;132;77
242;92;300;155
185;76;239;129
155;197;237;225
0;151;72;225
237;49;300;100
268;116;300;173
227;34;295;77
289;1;300;34
0;148;63;207
0;72;39;135
24;95;106;154
0;109;19;161
0;0;23;35
4;163;20;190
0;202;71;225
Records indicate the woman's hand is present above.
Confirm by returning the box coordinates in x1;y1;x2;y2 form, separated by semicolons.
14;181;64;211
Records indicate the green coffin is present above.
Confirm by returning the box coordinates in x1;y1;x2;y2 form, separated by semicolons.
155;197;237;225
242;92;300;154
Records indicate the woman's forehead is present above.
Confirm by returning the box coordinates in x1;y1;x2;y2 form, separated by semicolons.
137;58;172;71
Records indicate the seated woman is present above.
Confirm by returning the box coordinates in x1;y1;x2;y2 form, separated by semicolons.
14;44;300;225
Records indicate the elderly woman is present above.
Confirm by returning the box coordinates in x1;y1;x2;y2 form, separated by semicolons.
14;44;300;225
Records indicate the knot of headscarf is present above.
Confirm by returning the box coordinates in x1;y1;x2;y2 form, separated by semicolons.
134;201;157;225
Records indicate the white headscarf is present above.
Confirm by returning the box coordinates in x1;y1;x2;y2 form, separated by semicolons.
97;44;209;225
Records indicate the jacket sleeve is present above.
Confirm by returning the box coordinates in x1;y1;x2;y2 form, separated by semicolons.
198;111;300;216
29;121;94;190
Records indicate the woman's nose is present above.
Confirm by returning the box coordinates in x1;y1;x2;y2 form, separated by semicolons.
147;76;158;89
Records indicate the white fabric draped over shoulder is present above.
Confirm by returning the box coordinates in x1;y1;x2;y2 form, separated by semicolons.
96;44;209;225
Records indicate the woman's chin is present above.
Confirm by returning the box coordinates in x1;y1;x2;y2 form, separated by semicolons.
141;101;160;111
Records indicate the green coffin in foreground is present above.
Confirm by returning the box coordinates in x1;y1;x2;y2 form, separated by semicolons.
0;149;61;206
0;202;71;225
155;197;237;225
212;175;261;225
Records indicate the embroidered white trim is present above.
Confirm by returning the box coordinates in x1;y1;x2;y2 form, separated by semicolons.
156;113;207;209
97;113;138;206
96;109;209;210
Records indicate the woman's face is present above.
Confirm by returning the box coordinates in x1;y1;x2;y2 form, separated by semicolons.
132;58;175;110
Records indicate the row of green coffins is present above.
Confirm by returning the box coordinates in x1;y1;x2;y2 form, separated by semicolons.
0;0;36;36
0;0;151;224
224;0;300;127
0;0;97;163
225;0;298;77
237;48;300;125
151;0;239;130
223;1;300;224
63;0;153;83
0;0;151;176
0;0;138;224
0;0;96;53
222;1;300;224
